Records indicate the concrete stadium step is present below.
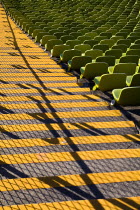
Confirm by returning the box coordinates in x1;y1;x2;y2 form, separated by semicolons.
1;134;139;148
0;197;139;210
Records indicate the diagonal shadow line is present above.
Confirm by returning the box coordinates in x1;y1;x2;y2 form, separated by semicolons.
0;105;15;114
0;160;29;179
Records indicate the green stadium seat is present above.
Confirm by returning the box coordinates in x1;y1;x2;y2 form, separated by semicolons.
35;32;49;43
80;62;108;80
111;36;124;42
100;32;112;38
77;35;91;42
126;73;140;86
60;49;82;63
85;32;98;39
51;45;70;57
85;49;103;60
94;36;108;42
40;35;57;46
68;56;92;71
69;32;82;38
93;44;109;52
119;55;139;65
126;49;140;57
112;44;128;53
130;44;140;49
100;39;116;48
105;49;122;59
112;87;140;105
93;73;126;91
60;35;75;43
32;29;45;38
134;39;140;44
96;56;116;66
117;39;131;47
108;63;138;75
74;44;91;53
66;40;82;49
83;40;98;47
45;39;63;51
54;32;65;39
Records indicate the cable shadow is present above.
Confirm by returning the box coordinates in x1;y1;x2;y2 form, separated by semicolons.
0;160;29;179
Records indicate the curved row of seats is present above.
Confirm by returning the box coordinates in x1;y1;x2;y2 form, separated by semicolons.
2;0;140;105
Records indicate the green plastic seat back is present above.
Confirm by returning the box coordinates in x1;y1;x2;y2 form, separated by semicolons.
78;29;89;34
130;32;140;36
77;36;91;42
115;32;128;38
69;32;82;38
83;62;108;80
93;44;109;52
46;39;63;51
54;32;65;39
119;55;139;65
100;32;112;38
113;63;137;75
32;29;44;38
94;36;108;41
117;39;131;47
115;87;140;105
41;35;57;45
83;40;98;47
85;32;98;39
127;36;140;43
74;44;91;53
52;45;70;57
48;29;58;35
130;73;140;86
98;73;126;91
43;27;51;32
70;56;92;70
107;29;117;35
85;49;103;59
39;24;48;29
35;32;49;43
130;44;140;49
66;40;82;49
100;39;116;48
134;39;140;44
126;49;140;57
61;49;81;62
60;35;75;43
105;49;122;59
112;44;128;53
111;36;124;42
96;56;116;66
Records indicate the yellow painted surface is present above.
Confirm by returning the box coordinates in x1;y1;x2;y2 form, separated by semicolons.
0;87;89;94
0;101;108;109
0;76;75;81
1;134;139;148
0;94;100;102
0;197;139;210
0;110;121;121
0;121;135;132
0;170;140;192
0;148;139;164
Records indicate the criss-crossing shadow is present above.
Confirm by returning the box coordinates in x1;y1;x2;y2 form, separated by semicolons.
1;12;139;209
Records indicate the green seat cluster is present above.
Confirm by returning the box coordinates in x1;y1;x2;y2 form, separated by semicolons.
3;0;140;105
